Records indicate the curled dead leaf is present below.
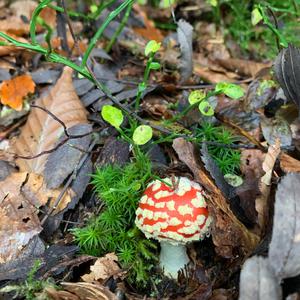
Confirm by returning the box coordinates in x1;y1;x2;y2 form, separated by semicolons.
82;253;122;283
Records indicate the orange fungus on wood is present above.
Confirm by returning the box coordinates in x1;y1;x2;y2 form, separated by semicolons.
0;74;35;110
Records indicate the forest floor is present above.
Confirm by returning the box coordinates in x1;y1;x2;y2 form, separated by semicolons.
0;0;300;299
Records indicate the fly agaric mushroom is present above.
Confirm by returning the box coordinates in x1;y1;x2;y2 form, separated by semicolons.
135;176;212;279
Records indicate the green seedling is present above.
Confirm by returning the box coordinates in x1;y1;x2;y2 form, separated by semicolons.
101;104;153;145
215;82;244;100
136;40;161;110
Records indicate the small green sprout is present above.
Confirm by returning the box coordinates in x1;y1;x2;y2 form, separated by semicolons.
251;7;263;26
136;40;161;110
215;82;244;100
199;101;214;116
144;40;161;56
188;90;206;105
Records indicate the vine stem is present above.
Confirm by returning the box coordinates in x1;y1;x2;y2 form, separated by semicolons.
81;0;134;67
105;0;133;53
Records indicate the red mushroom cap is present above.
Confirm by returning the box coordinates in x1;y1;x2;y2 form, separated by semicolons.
135;177;212;244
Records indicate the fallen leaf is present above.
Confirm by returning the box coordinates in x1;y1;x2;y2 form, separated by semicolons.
172;138;259;257
268;173;300;280
274;44;300;110
12;67;88;174
0;172;72;263
61;282;117;300
261;116;292;148
255;140;280;235
82;253;121;282
0;33;28;56
239;256;281;300
10;0;36;20
0;74;35;110
177;19;193;83
0;16;30;36
132;4;164;42
280;153;300;173
216;58;272;78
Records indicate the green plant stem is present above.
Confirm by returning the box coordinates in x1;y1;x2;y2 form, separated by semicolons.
81;0;134;67
135;52;155;110
169;91;217;122
37;17;53;54
30;0;53;45
105;0;133;53
258;4;288;48
90;0;116;20
48;3;92;19
0;31;92;79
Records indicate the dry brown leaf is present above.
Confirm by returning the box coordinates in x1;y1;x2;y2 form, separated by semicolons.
194;63;238;83
0;16;30;36
132;4;164;42
255;140;281;234
280;153;300;173
0;172;69;263
0;33;28;57
12;67;88;174
61;282;117;300
172;138;259;257
0;172;73;263
10;0;37;20
82;253;121;283
216;58;272;78
0;74;35;110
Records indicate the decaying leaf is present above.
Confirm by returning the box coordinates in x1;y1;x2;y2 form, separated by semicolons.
261;116;292;148
255;140;280;234
216;58;272;78
61;282;117;300
82;253;122;282
12;67;88;174
172;138;259;257
280;153;300;173
274;44;300;109
0;16;30;36
0;172;72;263
0;74;35;110
239;256;281;300
268;173;300;280
177;19;193;83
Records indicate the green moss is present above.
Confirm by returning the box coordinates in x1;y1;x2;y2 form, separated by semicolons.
72;153;157;286
195;122;241;175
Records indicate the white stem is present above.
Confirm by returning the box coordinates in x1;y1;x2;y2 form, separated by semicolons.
159;241;190;279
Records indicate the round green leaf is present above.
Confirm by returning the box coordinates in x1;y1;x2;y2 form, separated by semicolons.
188;90;206;105
133;125;153;145
215;82;244;100
145;40;161;56
198;101;214;116
90;4;98;13
224;174;243;187
101;105;124;129
251;7;263;26
149;62;161;70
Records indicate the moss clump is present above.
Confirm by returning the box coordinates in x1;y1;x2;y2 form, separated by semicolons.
195;122;241;175
72;153;157;285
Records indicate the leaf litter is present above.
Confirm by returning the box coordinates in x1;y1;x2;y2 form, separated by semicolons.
1;0;300;299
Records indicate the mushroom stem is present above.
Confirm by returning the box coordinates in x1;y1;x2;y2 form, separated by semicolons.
159;241;190;279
